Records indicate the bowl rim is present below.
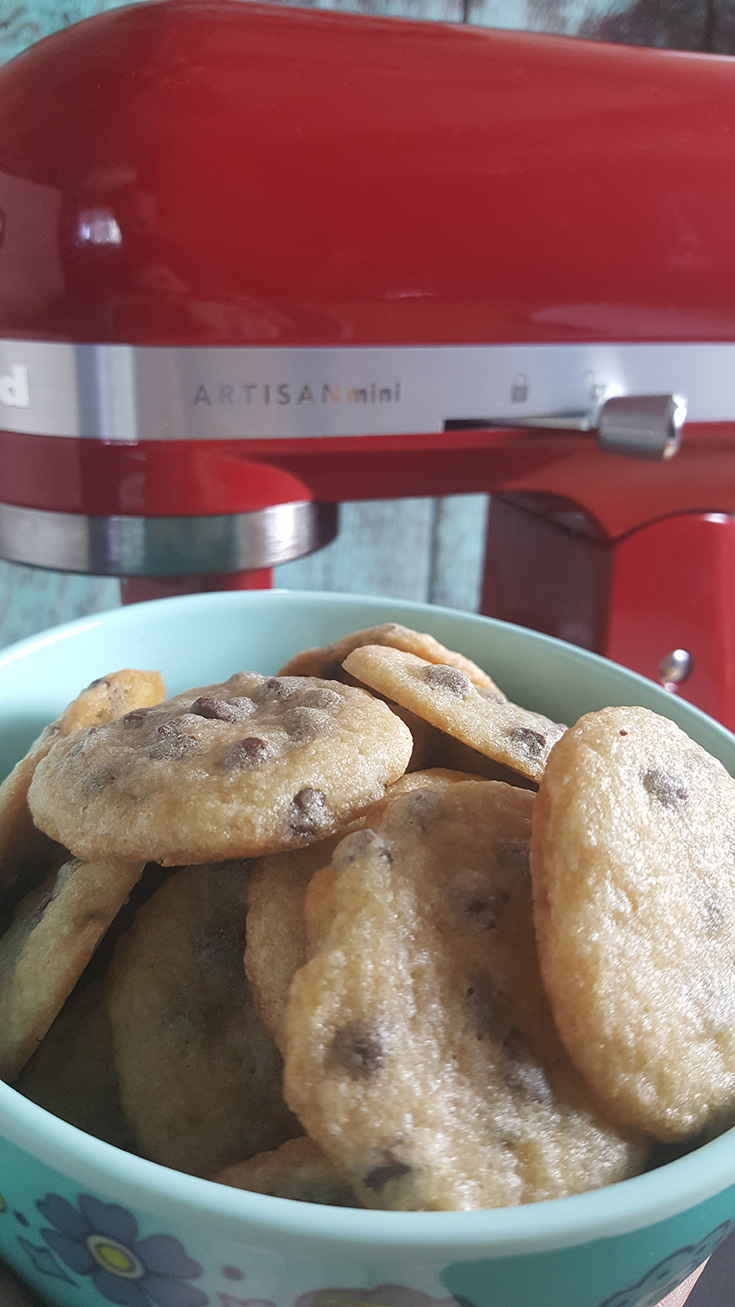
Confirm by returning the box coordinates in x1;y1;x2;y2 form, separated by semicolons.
3;1080;735;1254
2;588;735;1254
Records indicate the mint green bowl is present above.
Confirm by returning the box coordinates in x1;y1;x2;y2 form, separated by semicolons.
1;590;734;1307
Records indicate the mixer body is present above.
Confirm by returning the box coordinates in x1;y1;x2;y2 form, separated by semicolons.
1;1;735;721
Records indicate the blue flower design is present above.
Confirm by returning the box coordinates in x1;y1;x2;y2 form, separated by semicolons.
37;1193;209;1307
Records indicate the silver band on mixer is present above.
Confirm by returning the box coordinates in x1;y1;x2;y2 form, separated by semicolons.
0;500;339;576
0;338;732;440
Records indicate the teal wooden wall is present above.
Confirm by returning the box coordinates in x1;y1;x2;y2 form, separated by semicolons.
0;0;731;647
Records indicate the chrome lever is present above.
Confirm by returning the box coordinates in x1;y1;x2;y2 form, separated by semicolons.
467;394;687;461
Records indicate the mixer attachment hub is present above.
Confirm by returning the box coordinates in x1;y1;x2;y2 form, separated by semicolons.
0;500;338;577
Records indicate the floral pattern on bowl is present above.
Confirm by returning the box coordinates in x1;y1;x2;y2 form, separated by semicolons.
2;1186;473;1307
1;1180;734;1307
35;1192;207;1306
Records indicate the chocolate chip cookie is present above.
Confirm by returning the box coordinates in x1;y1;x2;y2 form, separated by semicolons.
343;646;564;784
531;705;735;1140
27;674;413;865
0;669;165;913
107;861;301;1177
0;854;145;1081
283;780;645;1210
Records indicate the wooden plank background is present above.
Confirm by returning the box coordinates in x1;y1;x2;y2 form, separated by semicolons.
0;0;733;648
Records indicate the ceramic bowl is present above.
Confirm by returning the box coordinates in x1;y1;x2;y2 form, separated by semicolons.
0;589;734;1307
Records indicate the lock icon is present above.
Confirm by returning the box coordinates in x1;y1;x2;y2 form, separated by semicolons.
511;373;528;403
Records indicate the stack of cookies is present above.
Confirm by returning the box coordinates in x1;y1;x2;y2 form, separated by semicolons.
2;622;734;1211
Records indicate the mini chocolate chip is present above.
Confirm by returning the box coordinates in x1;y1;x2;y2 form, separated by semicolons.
619;729;628;737
642;768;688;808
289;787;332;837
363;1151;411;1192
501;1030;554;1106
250;677;298;704
331;1022;385;1079
299;686;342;710
333;828;393;868
466;973;512;1043
452;887;509;932
190;695;250;722
223;736;274;769
494;839;530;878
156;719;181;738
148;734;197;761
424;664;471;697
282;706;333;742
165;1003;199;1034
81;765;117;796
69;725;103;758
197;924;245;975
508;726;547;757
699;886;725;934
479;687;507;705
391;789;440;833
121;708;151;728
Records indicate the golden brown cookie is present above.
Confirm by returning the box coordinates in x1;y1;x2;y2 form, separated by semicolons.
283;781;645;1210
14;975;135;1151
244;774;482;1049
0;669;165;914
107;862;301;1178
0;855;145;1081
277;622;502;694
27;674;413;866
216;1138;362;1206
343;646;564;784
531;704;735;1140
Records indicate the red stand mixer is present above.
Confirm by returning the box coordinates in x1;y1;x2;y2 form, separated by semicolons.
1;1;735;723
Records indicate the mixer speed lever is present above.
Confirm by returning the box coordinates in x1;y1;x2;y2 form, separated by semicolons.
474;394;687;461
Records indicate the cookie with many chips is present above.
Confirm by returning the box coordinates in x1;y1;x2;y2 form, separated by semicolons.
283;780;645;1210
343;646;564;784
27;674;413;865
531;705;735;1140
